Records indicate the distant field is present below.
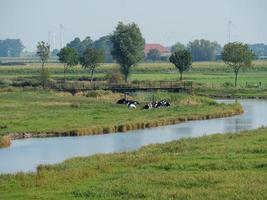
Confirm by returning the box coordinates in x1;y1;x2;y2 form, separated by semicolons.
0;56;59;63
1;61;267;88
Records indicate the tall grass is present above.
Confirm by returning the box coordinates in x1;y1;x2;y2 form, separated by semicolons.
0;135;11;147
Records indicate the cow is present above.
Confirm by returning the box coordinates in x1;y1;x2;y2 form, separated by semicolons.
143;100;170;109
117;98;139;105
128;103;137;109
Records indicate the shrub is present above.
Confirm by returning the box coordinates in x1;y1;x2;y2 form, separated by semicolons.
0;135;11;148
12;79;40;87
70;103;80;108
222;82;234;88
105;70;123;84
0;79;13;87
39;68;51;88
85;90;113;98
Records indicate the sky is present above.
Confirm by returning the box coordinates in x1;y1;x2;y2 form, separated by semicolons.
0;0;267;51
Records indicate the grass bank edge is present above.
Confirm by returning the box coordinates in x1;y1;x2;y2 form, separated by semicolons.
0;102;243;148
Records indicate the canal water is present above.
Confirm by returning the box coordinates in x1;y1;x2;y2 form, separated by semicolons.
0;99;266;174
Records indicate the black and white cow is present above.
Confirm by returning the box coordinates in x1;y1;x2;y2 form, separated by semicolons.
128;102;137;109
117;98;139;105
143;100;170;109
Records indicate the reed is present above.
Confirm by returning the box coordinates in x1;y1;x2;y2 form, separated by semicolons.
0;135;11;148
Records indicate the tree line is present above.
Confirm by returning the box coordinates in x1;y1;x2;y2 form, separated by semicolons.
146;40;222;62
0;39;24;57
169;42;254;87
248;44;267;59
0;37;264;63
66;37;222;63
36;22;254;88
36;22;144;84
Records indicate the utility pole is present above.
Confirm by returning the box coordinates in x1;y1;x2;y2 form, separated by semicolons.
52;32;56;50
228;20;232;43
59;24;64;49
48;32;51;46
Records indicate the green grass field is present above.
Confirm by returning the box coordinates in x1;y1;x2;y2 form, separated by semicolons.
0;91;242;137
0;61;267;87
1;127;266;199
0;61;266;199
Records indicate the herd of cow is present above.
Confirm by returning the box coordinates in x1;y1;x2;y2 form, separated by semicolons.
117;98;170;109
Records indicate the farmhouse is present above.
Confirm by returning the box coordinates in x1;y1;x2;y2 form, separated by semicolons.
144;43;171;58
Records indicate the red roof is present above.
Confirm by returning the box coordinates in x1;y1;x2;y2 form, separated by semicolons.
144;44;170;54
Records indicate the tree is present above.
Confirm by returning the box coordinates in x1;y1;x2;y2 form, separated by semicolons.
80;48;104;83
36;41;50;70
171;42;185;53
51;49;59;57
39;68;50;88
222;42;254;87
66;37;81;54
110;22;145;82
169;49;192;80
66;37;93;56
93;36;113;63
249;43;267;59
57;47;79;81
146;49;161;62
187;39;221;61
0;39;24;57
80;37;93;54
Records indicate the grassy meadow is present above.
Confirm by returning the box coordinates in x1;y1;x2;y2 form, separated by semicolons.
0;61;266;199
0;91;242;138
0;127;267;199
0;60;267;85
0;61;267;99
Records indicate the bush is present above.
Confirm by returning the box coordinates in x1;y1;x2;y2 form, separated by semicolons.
0;135;11;148
105;70;123;84
0;79;13;87
12;79;40;87
222;82;234;88
85;90;113;98
70;103;80;108
39;68;51;88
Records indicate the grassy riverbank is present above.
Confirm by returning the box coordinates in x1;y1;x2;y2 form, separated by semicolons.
0;90;243;146
0;127;266;199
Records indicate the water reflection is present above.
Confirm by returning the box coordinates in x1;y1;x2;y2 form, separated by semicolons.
224;118;253;132
0;99;267;174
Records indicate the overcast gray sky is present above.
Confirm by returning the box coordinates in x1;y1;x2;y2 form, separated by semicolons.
1;0;267;51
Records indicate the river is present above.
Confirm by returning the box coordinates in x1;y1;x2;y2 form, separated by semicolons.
0;99;266;174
